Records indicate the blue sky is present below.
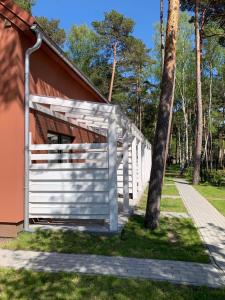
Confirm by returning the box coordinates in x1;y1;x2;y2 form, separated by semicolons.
32;0;168;49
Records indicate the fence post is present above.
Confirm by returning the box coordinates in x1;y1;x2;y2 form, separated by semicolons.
137;140;142;193
131;137;137;201
123;129;129;213
108;107;118;232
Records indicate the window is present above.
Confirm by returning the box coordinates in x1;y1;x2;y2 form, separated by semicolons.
47;132;73;144
47;132;74;163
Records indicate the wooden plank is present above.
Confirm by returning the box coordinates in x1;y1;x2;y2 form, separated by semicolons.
30;143;107;151
117;166;132;172
131;137;138;199
117;175;132;181
29;203;109;215
30;169;108;181
123;130;130;212
30;162;108;170
65;113;109;123
52;105;110;117
29;192;109;203
118;187;132;194
108;107;118;232
31;152;107;161
137;141;142;192
117;180;132;188
71;119;109;128
30;95;114;113
29;214;108;220
30;181;109;192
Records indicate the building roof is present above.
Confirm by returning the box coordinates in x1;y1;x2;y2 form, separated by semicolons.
0;0;108;104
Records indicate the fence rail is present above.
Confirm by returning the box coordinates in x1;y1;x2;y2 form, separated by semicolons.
29;143;110;220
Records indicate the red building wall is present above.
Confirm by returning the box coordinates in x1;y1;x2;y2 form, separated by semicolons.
0;14;106;235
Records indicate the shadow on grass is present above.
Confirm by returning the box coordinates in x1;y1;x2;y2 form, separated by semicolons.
0;268;225;300
2;215;209;263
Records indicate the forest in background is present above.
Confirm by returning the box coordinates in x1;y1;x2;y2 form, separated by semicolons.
15;0;224;187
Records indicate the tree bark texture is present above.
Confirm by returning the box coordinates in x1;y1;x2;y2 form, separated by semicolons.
160;0;165;73
108;42;117;102
145;0;180;230
208;63;213;171
193;0;203;185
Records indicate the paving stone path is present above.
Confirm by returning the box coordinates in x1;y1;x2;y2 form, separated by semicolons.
0;249;224;288
175;179;225;272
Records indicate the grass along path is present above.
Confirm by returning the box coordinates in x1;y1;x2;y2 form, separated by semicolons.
194;184;225;216
0;268;225;300
1;215;208;263
162;184;179;196
138;178;187;213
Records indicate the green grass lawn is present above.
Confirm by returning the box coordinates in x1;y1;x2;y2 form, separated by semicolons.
139;183;186;213
161;198;187;212
1;215;208;263
164;176;176;184
165;164;181;177
162;184;179;196
0;269;225;300
194;184;225;216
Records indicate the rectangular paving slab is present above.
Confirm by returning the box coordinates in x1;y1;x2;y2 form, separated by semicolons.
0;249;224;288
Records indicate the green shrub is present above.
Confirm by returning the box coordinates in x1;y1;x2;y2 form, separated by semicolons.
207;170;225;186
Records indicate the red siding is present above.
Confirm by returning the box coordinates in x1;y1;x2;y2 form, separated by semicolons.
0;17;106;224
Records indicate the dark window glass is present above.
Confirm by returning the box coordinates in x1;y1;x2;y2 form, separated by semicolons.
47;132;73;163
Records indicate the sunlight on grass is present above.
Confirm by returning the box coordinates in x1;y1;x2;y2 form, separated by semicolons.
161;198;187;213
162;185;179;196
139;181;185;213
1;215;208;263
0;268;224;300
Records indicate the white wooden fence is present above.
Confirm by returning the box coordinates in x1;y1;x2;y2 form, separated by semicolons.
29;139;151;230
29;143;111;221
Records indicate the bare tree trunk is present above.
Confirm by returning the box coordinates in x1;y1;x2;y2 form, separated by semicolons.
188;110;193;162
219;134;224;169
193;0;203;185
164;65;176;176
178;128;181;164
175;130;178;163
203;132;209;172
177;81;189;163
208;63;213;171
108;42;118;102
160;0;165;73
140;104;142;131
145;0;180;230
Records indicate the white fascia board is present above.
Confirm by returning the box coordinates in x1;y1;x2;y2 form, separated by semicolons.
30;95;114;114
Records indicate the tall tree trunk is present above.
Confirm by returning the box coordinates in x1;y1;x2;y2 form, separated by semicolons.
177;81;189;163
160;0;165;73
175;130;178;163
108;42;118;102
193;0;203;185
145;0;180;230
164;65;176;176
208;62;213;171
189;110;193;162
178;127;182;164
